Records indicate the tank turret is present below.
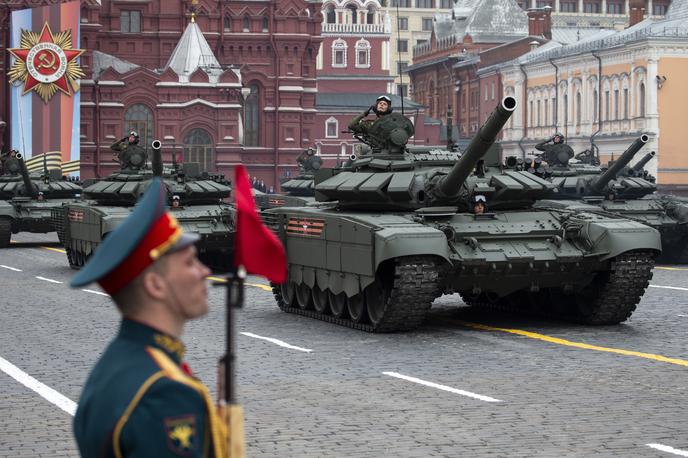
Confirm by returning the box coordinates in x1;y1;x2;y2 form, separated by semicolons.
590;134;649;193
630;150;656;176
435;97;516;198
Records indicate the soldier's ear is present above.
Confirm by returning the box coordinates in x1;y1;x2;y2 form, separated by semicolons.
141;270;167;302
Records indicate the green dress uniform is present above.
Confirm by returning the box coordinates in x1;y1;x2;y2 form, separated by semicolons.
74;319;226;457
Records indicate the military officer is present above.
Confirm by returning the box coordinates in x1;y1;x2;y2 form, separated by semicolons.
71;178;227;457
534;132;575;167
111;131;147;171
348;95;393;136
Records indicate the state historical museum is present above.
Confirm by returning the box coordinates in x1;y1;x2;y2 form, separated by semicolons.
1;0;323;184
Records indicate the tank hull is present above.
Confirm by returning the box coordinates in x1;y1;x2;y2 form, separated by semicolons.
0;199;76;247
52;201;235;271
265;206;660;332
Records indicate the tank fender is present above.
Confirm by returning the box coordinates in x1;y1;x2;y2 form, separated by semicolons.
581;220;661;261
0;200;18;218
374;226;451;268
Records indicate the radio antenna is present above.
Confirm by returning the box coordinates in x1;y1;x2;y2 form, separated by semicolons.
395;2;405;115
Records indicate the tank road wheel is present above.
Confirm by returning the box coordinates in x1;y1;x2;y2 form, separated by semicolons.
312;286;330;314
365;280;391;325
295;284;314;310
574;251;654;324
66;247;79;270
328;291;348;318
0;218;11;248
271;281;296;310
347;294;368;323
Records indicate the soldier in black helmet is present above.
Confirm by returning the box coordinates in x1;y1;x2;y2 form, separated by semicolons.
348;95;393;136
111;131;148;171
535;132;575;167
471;194;487;215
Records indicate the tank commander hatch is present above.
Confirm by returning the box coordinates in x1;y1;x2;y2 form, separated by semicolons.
535;132;575;167
348;95;393;137
111;131;147;171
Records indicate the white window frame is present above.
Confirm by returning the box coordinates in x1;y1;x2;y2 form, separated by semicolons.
355;39;371;68
332;39;347;68
326;117;339;138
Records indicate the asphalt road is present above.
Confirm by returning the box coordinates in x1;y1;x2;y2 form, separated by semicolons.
1;233;687;457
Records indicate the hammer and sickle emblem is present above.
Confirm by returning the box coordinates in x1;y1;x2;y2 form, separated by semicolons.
37;51;57;71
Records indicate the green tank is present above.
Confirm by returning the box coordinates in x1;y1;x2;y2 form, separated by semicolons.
263;97;661;332
255;150;321;210
517;135;688;263
0;151;81;247
52;141;235;270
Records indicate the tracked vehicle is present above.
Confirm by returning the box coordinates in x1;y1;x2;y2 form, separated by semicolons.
264;97;660;332
518;135;688;263
0;152;81;247
52;141;235;270
255;151;321;210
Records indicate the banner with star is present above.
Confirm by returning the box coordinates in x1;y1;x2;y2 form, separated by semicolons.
7;1;82;174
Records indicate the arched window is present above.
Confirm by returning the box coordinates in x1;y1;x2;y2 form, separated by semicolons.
355;39;371;68
332;39;347;67
367;6;375;24
124;104;153;150
243;16;250;32
183;128;213;172
325;117;338;138
244;84;260;146
639;82;645;117
576;91;582;125
262;16;269;32
347;5;357;23
593;90;598;123
224;16;231;31
563;93;568;127
544;97;549;125
326;6;336;24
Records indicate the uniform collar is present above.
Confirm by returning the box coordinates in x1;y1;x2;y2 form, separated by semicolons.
119;319;186;364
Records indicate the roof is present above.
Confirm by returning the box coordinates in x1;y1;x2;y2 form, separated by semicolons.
316;93;425;111
666;0;688;19
551;27;613;45
164;20;224;83
434;0;528;43
92;50;139;80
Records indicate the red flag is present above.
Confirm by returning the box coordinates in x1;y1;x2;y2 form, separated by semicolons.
233;165;287;283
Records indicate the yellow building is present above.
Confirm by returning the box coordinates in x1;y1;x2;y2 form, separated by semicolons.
500;3;688;190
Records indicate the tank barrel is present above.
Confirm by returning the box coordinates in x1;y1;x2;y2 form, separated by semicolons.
438;97;517;196
151;140;163;177
632;150;656;173
16;154;37;198
591;134;649;193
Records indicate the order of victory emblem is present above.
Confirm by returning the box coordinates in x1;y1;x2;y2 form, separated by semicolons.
7;22;85;103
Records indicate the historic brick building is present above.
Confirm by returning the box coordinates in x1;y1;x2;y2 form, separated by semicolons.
1;0;323;185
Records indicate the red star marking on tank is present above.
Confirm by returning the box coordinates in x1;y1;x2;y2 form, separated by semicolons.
8;23;85;100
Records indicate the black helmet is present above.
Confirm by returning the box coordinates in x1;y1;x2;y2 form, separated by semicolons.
553;132;565;142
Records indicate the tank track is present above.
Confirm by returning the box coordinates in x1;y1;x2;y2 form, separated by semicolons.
461;251;655;325
0;217;11;248
272;256;440;332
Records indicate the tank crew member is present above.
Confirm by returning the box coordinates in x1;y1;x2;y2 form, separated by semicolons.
348;95;393;136
471;194;487;215
535;132;575;167
71;178;227;458
296;147;323;174
111;131;147;171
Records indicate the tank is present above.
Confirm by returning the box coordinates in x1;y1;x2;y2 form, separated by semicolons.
515;134;688;263
0;151;81;247
263;97;661;332
255;150;322;210
52;141;235;270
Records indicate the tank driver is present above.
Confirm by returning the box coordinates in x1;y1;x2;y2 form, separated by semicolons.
296;147;323;174
111;131;148;171
348;95;393;136
471;194;487;215
71;178;227;457
535;132;575;167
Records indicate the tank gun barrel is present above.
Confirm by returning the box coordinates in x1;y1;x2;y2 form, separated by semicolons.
151;140;163;177
591;134;648;193
438;97;517;196
632;150;655;173
16;153;37;198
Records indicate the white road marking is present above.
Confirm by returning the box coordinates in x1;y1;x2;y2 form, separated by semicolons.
36;276;63;284
1;265;22;272
678;315;687;318
383;372;502;403
0;356;76;416
650;285;688;292
647;443;688;457
240;332;313;353
82;289;109;296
